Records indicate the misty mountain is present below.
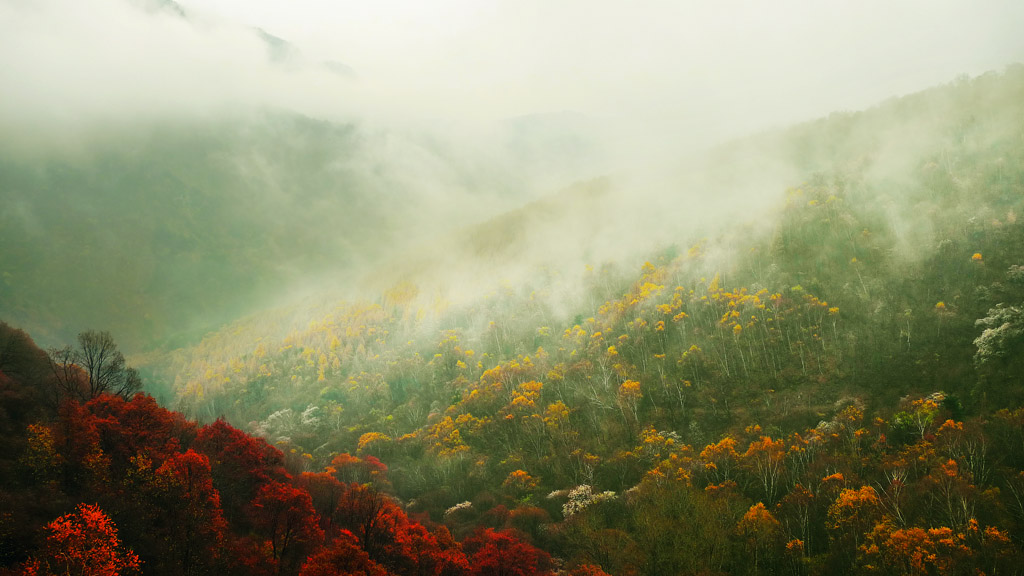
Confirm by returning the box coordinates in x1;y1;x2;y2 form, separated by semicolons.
125;0;358;77
369;66;1024;301
0;112;532;351
499;112;608;191
129;0;187;18
149;65;1024;419
6;1;1024;573
102;67;1024;576
256;28;301;64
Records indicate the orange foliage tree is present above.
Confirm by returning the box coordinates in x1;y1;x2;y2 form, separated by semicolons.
827;486;882;562
737;502;782;575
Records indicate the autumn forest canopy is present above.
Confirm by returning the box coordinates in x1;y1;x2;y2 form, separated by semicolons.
4;2;1024;575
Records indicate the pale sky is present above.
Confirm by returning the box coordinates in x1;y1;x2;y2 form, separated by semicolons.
175;0;1024;130
2;0;1023;158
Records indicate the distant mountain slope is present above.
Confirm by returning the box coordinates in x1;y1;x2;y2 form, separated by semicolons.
144;65;1024;449
367;65;1024;303
0;112;523;351
49;65;1024;576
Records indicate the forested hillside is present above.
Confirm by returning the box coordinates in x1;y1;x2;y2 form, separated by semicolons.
3;67;1024;575
0;322;564;576
112;68;1024;573
4;0;1024;571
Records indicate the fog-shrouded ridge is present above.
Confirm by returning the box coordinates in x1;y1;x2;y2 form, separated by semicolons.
141;67;1024;410
1;0;1023;352
6;4;1024;572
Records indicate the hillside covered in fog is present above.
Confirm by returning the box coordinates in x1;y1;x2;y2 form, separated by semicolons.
128;67;1024;574
4;1;1024;575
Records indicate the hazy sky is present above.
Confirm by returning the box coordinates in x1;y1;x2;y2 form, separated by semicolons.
3;0;1023;156
185;1;1024;126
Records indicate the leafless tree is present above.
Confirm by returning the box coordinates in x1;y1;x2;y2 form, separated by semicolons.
48;330;142;402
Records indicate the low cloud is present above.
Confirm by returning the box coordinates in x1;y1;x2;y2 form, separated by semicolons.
2;0;1024;348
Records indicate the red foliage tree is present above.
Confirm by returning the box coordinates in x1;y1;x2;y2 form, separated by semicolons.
194;419;288;521
331;482;469;575
298;471;347;537
51;401;106;492
390;522;470;576
224;536;277;576
86;394;196;470
334;484;401;564
153;449;229;574
298;530;387;576
250;481;324;573
462;528;551;576
30;503;141;576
